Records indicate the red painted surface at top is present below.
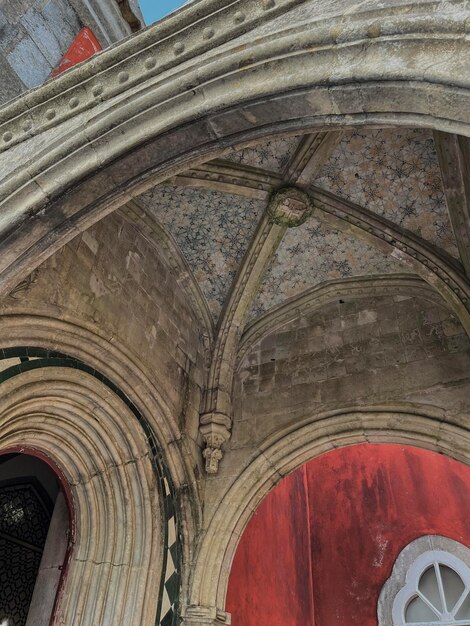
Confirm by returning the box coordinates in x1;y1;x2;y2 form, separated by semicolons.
226;444;470;626
51;27;102;77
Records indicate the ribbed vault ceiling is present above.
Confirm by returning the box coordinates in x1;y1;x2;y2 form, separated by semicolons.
136;127;461;326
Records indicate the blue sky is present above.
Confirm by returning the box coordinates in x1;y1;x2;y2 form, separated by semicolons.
139;0;187;24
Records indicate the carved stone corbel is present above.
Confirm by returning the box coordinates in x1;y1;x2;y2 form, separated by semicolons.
198;134;344;474
200;413;231;474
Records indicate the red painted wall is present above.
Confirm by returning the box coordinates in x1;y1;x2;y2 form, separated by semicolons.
226;445;470;626
51;27;102;77
227;467;315;626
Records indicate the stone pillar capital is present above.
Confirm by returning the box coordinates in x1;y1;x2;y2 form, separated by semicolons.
181;605;231;625
199;413;231;474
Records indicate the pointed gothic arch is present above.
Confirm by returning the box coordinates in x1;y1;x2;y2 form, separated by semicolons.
0;315;201;626
184;407;470;623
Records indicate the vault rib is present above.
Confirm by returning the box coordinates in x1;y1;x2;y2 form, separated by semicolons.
199;131;343;473
433;131;470;278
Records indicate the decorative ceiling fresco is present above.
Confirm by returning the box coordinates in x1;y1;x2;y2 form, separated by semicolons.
137;125;458;327
224;135;301;174
314;128;459;258
138;184;265;318
248;218;407;321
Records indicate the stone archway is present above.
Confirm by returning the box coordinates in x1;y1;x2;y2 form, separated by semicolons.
183;406;470;624
1;2;470;624
0;366;162;625
225;444;470;626
0;314;201;626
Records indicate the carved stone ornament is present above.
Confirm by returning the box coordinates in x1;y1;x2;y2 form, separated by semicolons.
6;270;38;300
203;446;223;475
200;416;231;474
267;186;312;227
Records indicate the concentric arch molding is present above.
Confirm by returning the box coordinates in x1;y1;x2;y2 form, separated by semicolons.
1;0;469;153
0;365;163;626
0;313;205;621
0;313;202;526
0;0;303;152
185;405;470;616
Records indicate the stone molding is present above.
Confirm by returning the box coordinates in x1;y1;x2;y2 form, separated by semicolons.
186;406;470;615
0;0;468;153
0;366;162;625
284;132;343;188
0;313;202;604
0;0;303;149
0;8;468;303
434;131;470;278
172;160;283;199
182;604;231;625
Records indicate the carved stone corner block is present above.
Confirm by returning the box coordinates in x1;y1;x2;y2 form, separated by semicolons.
200;412;231;474
267;186;312;227
182;605;231;625
6;269;38;300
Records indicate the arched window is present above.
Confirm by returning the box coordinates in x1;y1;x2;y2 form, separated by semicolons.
393;552;470;625
379;537;470;626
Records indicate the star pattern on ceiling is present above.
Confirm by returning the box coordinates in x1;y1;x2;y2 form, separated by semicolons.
138;128;461;327
314;128;458;257
248;218;407;320
224;135;301;174
138;184;265;318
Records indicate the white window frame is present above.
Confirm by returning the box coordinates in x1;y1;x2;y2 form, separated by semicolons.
378;536;470;626
392;551;470;626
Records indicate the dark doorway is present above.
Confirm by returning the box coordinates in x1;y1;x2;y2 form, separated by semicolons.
0;454;68;626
